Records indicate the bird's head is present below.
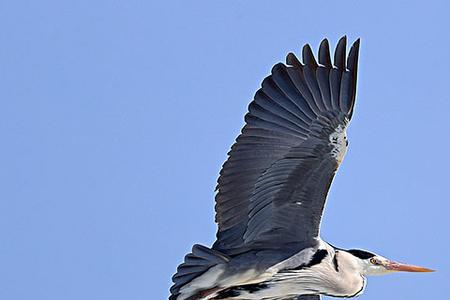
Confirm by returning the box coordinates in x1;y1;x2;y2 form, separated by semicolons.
346;249;434;276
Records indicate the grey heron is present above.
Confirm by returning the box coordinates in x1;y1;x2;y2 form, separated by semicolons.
170;37;433;300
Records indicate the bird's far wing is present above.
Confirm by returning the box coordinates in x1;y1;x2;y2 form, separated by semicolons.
213;37;360;253
297;295;321;300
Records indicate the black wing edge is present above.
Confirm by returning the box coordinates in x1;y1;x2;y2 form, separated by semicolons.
286;36;360;120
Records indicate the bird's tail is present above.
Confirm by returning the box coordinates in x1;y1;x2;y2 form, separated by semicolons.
170;244;229;300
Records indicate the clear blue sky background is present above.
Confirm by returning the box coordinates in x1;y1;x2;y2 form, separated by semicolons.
1;1;449;299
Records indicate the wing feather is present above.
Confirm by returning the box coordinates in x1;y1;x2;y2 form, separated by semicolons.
303;65;327;111
316;66;332;110
302;44;318;69
329;68;342;111
285;67;322;116
334;36;347;69
318;39;332;68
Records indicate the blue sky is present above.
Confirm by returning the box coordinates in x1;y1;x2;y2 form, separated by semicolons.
1;1;449;299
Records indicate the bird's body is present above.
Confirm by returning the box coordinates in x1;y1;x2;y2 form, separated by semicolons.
188;241;366;300
170;37;432;300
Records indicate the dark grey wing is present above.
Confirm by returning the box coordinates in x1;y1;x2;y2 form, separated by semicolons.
297;296;321;300
213;37;360;253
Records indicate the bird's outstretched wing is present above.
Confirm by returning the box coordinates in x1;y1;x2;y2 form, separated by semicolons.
213;37;360;253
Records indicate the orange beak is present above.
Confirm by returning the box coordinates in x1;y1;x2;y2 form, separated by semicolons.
385;261;435;273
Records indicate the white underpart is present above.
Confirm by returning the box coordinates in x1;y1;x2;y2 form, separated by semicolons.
329;124;348;164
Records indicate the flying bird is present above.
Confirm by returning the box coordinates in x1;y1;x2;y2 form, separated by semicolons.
170;37;433;300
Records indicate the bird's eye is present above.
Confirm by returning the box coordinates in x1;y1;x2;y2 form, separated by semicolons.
370;258;377;265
